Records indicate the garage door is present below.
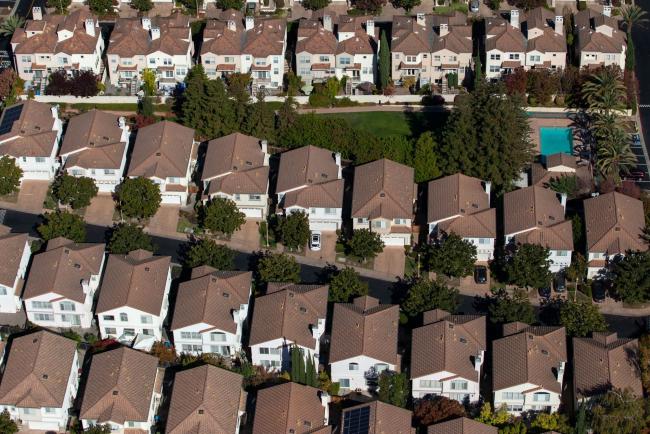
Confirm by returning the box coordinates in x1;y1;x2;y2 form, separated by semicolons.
28;420;62;431
310;221;339;231
161;194;182;205
240;207;263;218
382;235;408;246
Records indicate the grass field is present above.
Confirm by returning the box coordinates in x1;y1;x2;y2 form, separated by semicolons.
318;110;447;137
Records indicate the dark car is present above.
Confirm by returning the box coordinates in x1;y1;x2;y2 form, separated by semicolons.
554;274;566;292
633;133;641;144
538;286;552;299
592;280;606;303
474;266;488;284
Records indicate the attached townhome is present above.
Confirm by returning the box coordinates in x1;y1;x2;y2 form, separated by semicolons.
523;8;567;71
166;365;247;434
575;7;626;69
530;153;593;195
341;400;414;434
330;296;400;394
411;309;486;403
351;158;416;246
492;322;567;415
583;192;646;278
427;418;497;434
128;120;196;205
107;13;193;91
0;330;79;432
0;225;30;313
11;7;103;91
334;15;378;91
0;100;62;181
96;249;172;351
276;145;344;232
79;346;164;433
23;237;105;329
252;382;330;434
427;173;496;262
504;186;573;273
201;11;287;92
201;132;270;219
171;266;252;357
58;110;130;192
295;14;338;86
484;11;526;79
248;283;328;371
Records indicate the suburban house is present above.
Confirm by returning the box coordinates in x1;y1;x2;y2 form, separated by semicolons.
201;11;287;92
166;364;247;434
573;331;642;404
252;382;330;434
427;173;496;262
0;226;30;313
504;186;573;273
79;346;164;433
0;100;63;181
0;330;79;432
575;7;626;69
201;132;270;219
11;8;104;91
128;120;196;205
522;8;567;70
340;400;414;434
329;296;400;393
96;250;172;351
492;322;567;415
248;283;328;371
583;192;647;278
58;110;130;192
170;267;252;357
530;153;593;195
428;418;497;434
107;13;193;91
23;237;105;329
410;309;486;403
484;12;526;79
276;145;344;231
351;158;416;246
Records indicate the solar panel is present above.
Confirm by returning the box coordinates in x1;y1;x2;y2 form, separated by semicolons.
0;104;23;135
343;406;370;434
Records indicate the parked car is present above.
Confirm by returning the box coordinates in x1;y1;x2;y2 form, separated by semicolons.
310;231;321;251
470;0;480;12
538;286;551;299
474;265;487;284
554;273;566;292
633;133;641;144
592;280;606;303
623;169;646;181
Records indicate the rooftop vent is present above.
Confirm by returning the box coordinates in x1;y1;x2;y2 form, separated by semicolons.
541;349;549;356
380;193;386;198
211;277;217;283
246;161;252;166
288;292;294;298
321;173;328;179
472;203;479;209
32;338;38;343
198;409;204;415
42;374;48;379
233;166;238;171
89;141;95;147
74;263;81;269
223;292;230;298
300;307;307;313
64;249;70;254
155;152;162;157
112;390;119;396
103;136;109;141
145;267;150;272
460;337;467;344
615;227;621;231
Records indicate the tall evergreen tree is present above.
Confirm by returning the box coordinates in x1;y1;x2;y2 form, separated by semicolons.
296;348;306;384
413;132;441;182
291;346;299;379
244;92;276;141
378;30;391;90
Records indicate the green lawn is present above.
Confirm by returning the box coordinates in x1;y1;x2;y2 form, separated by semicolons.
318;111;447;138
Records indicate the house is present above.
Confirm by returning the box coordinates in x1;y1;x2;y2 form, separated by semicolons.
411;309;486;403
11;8;104;91
276;145;344;232
340;400;414;434
427;173;496;262
428;418;497;434
166;364;247;434
351;158;416;246
96;250;172;351
492;322;567;415
201;132;270;219
573;331;642;404
252;382;330;434
107;13;193;91
58;110;130;192
170;267;252;357
523;8;567;71
0;226;30;313
0;330;79;432
23;237;105;329
530;153;593;195
79;346;164;433
575;7;626;69
201;12;287;92
503;186;573;273
583;192;646;278
0;100;63;181
329;296;399;393
485;12;526;79
127;120;196;205
248;283;328;371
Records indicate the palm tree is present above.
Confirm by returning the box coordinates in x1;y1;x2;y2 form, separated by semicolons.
0;16;24;38
596;128;637;183
621;5;648;32
581;68;627;115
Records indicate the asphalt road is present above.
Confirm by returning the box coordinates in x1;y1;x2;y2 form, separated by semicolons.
633;0;650;189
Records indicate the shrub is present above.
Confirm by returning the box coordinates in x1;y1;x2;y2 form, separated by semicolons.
577;0;587;10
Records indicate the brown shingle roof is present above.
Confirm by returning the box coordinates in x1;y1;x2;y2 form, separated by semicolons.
283;178;344;209
485;17;526;52
0;225;28;288
431;26;472;54
296;19;337;54
546;153;577;170
336;32;375;55
202;12;245;56
428;417;497;434
96;250;171;316
527;28;567;53
243;18;287;57
108;14;191;58
0;100;59;158
202;133;267;181
575;10;626;53
206;166;269;196
341;400;414;434
391;15;433;55
80;346;160;424
166;365;246;434
128;121;195;179
329;296;399;365
276;146;340;194
0;330;77;408
584;192;646;254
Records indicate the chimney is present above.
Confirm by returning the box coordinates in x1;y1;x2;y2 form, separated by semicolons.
245;16;254;31
510;9;520;29
559;192;567;212
227;20;236;32
416;13;425;26
118;116;126;129
603;5;611;17
32;6;42;21
51;104;59;121
484;180;492;202
335;152;342;179
439;23;449;36
474;349;485;373
323;15;332;32
366;20;375;37
261;139;268;155
85;19;95;37
557;361;566;385
150;27;160;40
142;17;151;30
320;391;331;424
555;16;564;35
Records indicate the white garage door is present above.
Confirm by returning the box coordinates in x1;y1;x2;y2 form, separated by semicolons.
310;221;339;231
240;207;263;218
161;194;182;205
28;420;62;431
382;235;408;246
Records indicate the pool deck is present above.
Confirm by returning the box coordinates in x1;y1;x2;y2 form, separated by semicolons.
528;117;573;154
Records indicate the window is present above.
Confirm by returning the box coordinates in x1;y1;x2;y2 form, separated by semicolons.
249;194;261;201
35;157;46;163
357;217;368;224
141;315;153;324
210;332;226;342
507;405;523;412
434;55;441;62
180;331;201;340
533;392;551;402
372;220;386;229
21;56;31;63
255;58;267;66
489;65;500;72
339;379;350;388
59;301;75;312
176;68;186;76
259;347;281;355
103;315;115;321
123;328;135;336
104;169;116;175
478;238;490;244
490;54;501;60
149;58;156;65
530;55;541;62
104;327;117;335
120;313;128;322
349;363;359;370
59;57;68;65
44;407;56;414
419;380;442;388
182;344;202;352
260;360;280;368
340;57;351;65
393;218;407;225
163;58;172;65
556;250;568;256
319;56;329;62
23;408;36;415
165;71;173;78
210;345;230;355
406;55;417;63
299;57;311;64
324;208;337;215
0;287;6;296
449;55;457;61
224;56;234;63
142;329;153;336
34;313;54;321
509;53;520;60
31;301;52;309
126;422;136;428
273;56;279;64
450;380;468;390
502;392;524;400
234;194;241;201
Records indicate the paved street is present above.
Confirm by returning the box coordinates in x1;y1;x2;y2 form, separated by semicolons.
633;0;650;189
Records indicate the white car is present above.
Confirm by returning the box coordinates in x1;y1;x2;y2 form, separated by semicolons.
310;231;322;251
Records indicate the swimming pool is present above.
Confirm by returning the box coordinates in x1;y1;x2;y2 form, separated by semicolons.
539;127;573;156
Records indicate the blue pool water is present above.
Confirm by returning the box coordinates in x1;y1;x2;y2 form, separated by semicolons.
539;127;573;156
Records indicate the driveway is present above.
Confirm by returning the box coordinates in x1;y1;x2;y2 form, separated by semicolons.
16;180;49;213
373;247;406;278
456;262;492;296
84;194;115;227
304;231;337;263
231;219;262;251
146;205;180;237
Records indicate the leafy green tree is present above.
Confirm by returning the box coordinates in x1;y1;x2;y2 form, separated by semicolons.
473;56;483;87
279;211;310;251
302;0;329;9
277;96;298;129
116;177;161;220
377;371;409;408
141;68;156;96
52;174;98;209
328;266;368;302
610;251;650;303
108;223;153;254
413;132;441;182
347;229;384;262
243;92;276;141
0;156;22;195
130;0;152;11
83;425;111;433
591;388;646;434
139;96;155;117
216;0;243;8
47;0;71;14
530;412;572;433
0;410;17;434
559;298;607;337
582;67;627;115
475;402;511;426
546;174;578;198
574;402;588;434
258;252;300;284
565;252;587;285
184;238;235;270
499;421;527;434
427;233;477;277
378;30;391;90
402;277;459;318
596;129;637;184
200;198;246;236
38;210;86;242
621;5;648;33
483;288;535;324
413;396;465;427
87;0;115;15
505;243;552;290
0;68;17;103
0;16;24;37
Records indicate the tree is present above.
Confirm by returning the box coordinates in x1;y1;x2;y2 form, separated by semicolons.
47;0;71;14
0;16;24;37
473;56;483;87
546;174;578;198
582;67;626;115
621;5;648;33
216;0;243;8
527;69;559;106
139;96;155;117
82;425;111;434
610;251;650;303
0;156;22;196
116;177;161;220
530;412;572;433
475;402;511;427
565;252;587;285
413;132;441;183
504;67;527;95
200;198;246;236
87;0;115;15
590;388;646;434
130;0;152;11
596;131;637;184
505;243;552;290
243;92;276;142
141;69;156;96
258;252;300;284
558;298;607;337
354;0;386;14
378;30;391;90
184;238;235;270
279;211;310;251
0;410;17;434
38;210;86;242
402;277;459;318
52;174;98;209
0;68;17;102
46;70;71;95
108;223;153;254
482;288;535;324
427;233;477;277
71;70;100;97
413;396;465;427
377;371;409;408
347;229;384;262
302;0;329;9
327;266;369;302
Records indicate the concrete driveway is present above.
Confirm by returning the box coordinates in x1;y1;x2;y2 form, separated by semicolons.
146;205;180;236
304;231;337;263
84;194;116;227
16;180;49;213
231;219;262;250
373;247;406;278
457;262;492;295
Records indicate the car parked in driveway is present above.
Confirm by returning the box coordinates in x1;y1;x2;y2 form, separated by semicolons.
592;280;606;303
470;0;480;12
554;273;566;292
633;133;641;144
538;286;551;299
310;231;321;251
474;266;487;284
